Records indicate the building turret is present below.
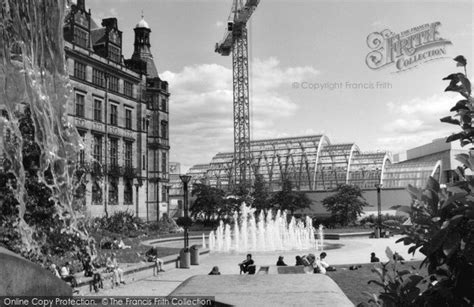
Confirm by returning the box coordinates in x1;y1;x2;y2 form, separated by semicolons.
131;16;158;78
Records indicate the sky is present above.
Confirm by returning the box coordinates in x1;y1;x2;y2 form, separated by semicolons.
85;0;473;172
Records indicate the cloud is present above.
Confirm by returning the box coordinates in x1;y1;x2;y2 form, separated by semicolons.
377;94;459;151
215;21;224;28
162;58;319;171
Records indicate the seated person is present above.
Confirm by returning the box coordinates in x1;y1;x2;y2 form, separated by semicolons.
90;271;103;293
101;237;114;250
300;255;311;267
145;246;165;275
60;262;78;288
106;253;125;286
49;263;60;278
83;255;94;277
306;254;316;266
239;254;255;274
208;266;221;275
118;237;131;249
315;252;336;274
276;256;287;266
89;237;98;260
112;237;120;249
295;256;304;266
370;252;380;263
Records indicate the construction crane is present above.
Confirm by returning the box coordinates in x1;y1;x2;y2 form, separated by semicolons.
215;0;260;190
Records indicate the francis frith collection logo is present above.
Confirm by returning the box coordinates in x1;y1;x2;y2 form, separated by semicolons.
366;22;452;72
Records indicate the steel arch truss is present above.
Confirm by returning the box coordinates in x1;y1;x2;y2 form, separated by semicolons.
187;135;440;191
382;160;442;188
347;152;391;189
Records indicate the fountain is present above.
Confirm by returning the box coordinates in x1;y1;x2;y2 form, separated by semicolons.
208;204;323;252
0;0;86;254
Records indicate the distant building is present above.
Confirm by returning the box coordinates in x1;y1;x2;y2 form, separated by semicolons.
63;0;170;220
168;162;183;218
187;135;467;216
187;134;444;192
392;137;468;183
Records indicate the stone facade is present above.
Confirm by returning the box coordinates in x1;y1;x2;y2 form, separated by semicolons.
63;0;169;221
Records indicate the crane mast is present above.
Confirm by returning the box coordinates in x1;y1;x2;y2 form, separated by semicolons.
215;0;260;190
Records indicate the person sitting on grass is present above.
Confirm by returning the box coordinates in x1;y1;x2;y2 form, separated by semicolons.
295;256;304;266
239;254;255;274
314;252;336;274
208;266;221;275
106;253;125;286
118;237;131;249
276;256;288;266
145;246;165;276
314;252;329;274
370;252;380;263
306;254;316;266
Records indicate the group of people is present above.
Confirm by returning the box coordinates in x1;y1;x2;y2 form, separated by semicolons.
46;237;130;293
296;252;335;274
48;262;80;293
101;237;131;250
233;252;335;275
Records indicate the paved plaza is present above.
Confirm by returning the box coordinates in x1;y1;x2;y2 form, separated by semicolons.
80;235;423;297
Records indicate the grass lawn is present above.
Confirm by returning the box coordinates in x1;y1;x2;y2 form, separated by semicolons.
91;229;210;264
327;261;428;305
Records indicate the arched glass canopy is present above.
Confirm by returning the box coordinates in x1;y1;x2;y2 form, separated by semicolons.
187;135;441;191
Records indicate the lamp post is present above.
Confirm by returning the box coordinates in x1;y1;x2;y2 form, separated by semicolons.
375;183;383;238
164;184;170;216
179;174;192;249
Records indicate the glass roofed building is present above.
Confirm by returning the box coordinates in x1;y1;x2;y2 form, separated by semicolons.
187;134;445;192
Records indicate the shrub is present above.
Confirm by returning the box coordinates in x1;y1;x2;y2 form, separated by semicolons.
176;216;193;228
365;55;474;307
359;214;408;226
94;210;145;234
362;247;426;307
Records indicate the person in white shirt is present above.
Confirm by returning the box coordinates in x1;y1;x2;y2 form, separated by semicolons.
315;252;330;274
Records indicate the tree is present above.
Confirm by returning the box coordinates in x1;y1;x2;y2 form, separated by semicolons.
270;178;311;215
322;184;369;226
190;183;225;221
251;174;270;214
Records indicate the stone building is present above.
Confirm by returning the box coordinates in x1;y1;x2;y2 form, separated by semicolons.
63;0;169;220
